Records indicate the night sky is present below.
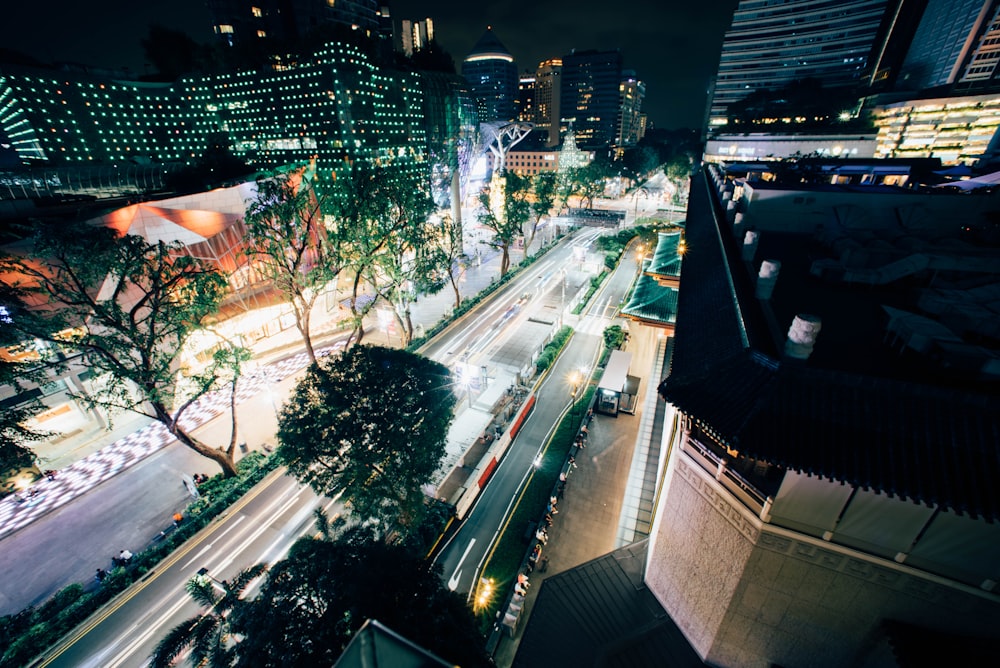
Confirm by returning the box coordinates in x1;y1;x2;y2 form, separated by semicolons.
6;0;738;130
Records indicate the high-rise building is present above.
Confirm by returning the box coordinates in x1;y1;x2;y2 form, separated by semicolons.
400;17;434;56
533;59;562;147
707;0;903;127
516;73;536;124
954;2;1000;86
616;71;645;148
461;27;518;123
206;0;383;48
897;0;993;90
560;49;623;150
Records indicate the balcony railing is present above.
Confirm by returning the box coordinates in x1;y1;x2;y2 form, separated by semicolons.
681;436;770;517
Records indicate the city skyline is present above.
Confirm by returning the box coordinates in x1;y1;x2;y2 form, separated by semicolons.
5;0;738;130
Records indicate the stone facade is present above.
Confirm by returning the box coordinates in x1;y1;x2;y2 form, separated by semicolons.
646;451;1000;667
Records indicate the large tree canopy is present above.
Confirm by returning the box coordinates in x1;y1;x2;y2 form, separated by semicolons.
277;346;456;527
0;222;243;476
234;527;490;668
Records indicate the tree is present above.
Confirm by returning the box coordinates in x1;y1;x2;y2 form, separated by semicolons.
432;214;470;309
233;527;490;668
0;360;43;476
603;324;627;350
359;183;442;347
0;297;50;474
149;564;267;668
0;222;243;477
329;164;428;348
477;172;530;277
277;345;456;528
244;170;340;364
524;171;557;252
573;159;614;209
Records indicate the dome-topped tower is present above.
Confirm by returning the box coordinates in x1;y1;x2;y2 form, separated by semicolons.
462;26;518;122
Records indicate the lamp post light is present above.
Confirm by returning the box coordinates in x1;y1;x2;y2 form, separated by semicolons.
568;369;584;442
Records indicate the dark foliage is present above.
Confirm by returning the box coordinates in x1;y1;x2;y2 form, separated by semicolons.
234;528;490;667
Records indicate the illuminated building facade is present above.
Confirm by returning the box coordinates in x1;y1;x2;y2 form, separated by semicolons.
708;0;901;127
533;59;562;147
400;17;434;56
0;42;439;186
516;74;535;124
616;71;645;148
560;49;623;150
872;93;1000;164
418;71;479;207
461;27;518;123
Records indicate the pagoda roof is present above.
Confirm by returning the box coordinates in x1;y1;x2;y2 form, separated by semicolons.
621;265;678;328
658;167;1000;521
646;230;683;280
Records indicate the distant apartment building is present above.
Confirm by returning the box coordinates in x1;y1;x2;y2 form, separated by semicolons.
533;59;562;147
560;49;623;151
516;73;536;124
506;148;558;177
400;17;434;56
616;71;645;148
461;27;518;123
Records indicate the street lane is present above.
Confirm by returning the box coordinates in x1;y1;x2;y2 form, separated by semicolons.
39;470;340;668
434;234;642;598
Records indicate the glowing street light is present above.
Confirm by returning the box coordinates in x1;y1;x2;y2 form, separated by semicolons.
475;577;494;610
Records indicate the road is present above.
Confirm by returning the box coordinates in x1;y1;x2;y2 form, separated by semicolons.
16;214;649;665
433;230;643;599
37;470;340;668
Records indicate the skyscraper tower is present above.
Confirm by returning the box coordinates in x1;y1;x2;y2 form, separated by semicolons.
560;49;623;151
707;0;902;128
516;73;536;124
400;17;434;56
534;59;562;147
896;1;993;91
461;27;518;123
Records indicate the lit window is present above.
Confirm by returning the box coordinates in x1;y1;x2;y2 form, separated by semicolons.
251;6;262;17
217;24;234;34
257;30;267;38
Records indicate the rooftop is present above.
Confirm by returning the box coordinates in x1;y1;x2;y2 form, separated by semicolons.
659;167;1000;521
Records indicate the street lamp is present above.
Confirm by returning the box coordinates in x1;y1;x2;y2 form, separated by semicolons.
568;368;584;441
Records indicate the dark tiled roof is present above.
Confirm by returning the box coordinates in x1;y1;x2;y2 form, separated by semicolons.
621;269;678;326
512;540;703;668
334;619;453;668
659;168;1000;521
645;230;682;279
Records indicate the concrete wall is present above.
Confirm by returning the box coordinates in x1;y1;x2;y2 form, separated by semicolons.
738;183;1000;237
646;448;1000;667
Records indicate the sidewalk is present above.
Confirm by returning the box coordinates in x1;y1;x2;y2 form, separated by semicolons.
0;232;539;542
